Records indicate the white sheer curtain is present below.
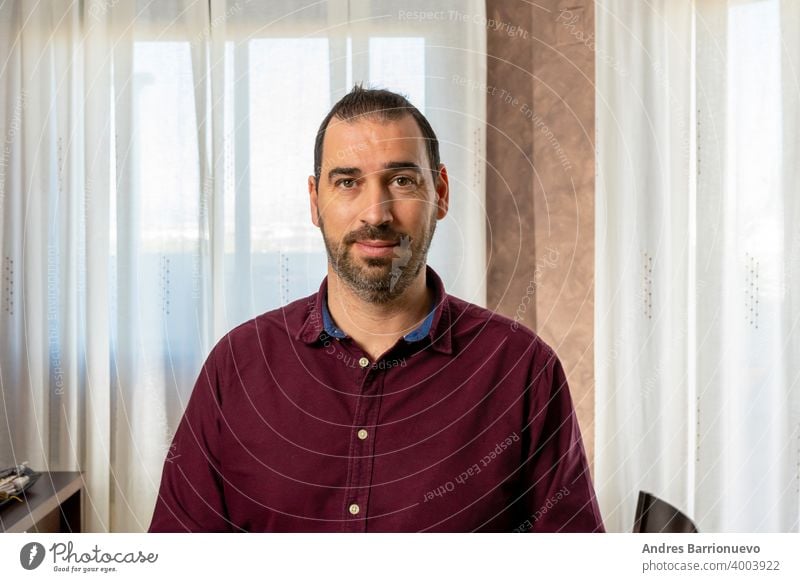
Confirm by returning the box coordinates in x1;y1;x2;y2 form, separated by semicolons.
596;0;800;532
0;0;486;532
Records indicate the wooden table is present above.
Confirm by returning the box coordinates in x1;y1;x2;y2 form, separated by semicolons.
0;471;84;533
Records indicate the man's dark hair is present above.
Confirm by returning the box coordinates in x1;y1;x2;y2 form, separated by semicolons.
313;85;441;188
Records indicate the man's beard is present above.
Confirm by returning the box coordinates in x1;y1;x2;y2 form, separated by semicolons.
319;209;437;304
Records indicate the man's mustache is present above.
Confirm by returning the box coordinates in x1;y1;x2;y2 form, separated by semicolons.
343;226;406;245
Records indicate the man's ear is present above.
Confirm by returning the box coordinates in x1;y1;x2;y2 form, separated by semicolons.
308;175;320;227
434;164;449;220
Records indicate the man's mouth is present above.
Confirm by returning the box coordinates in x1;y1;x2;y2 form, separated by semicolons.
353;239;399;257
356;239;398;247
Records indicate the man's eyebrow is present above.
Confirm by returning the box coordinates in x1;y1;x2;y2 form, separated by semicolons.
328;167;361;180
328;162;423;180
384;161;423;173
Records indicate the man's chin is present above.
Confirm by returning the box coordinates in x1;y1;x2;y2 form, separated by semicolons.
361;257;392;268
353;271;393;290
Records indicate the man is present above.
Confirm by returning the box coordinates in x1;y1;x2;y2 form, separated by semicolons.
149;86;604;532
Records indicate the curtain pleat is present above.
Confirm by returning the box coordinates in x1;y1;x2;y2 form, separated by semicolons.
0;0;487;531
596;0;800;532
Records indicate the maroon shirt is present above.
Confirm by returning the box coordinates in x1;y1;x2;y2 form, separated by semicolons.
149;266;604;532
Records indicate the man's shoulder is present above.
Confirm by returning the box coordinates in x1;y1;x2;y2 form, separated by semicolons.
211;292;317;354
445;293;556;358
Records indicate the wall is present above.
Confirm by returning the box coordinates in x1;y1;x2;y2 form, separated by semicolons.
485;0;597;470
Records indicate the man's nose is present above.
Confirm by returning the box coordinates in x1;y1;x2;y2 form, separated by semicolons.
359;178;393;226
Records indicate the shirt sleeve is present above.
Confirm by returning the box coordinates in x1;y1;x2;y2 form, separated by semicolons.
520;346;605;533
148;346;233;532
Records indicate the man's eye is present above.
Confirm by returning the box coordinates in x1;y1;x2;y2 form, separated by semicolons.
393;176;416;187
336;179;357;188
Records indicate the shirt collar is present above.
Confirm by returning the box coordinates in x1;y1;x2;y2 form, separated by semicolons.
320;289;436;342
295;264;453;354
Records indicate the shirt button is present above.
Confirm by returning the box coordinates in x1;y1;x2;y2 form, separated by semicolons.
357;429;368;440
348;503;360;515
358;357;369;368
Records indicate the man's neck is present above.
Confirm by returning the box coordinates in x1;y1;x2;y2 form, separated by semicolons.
326;267;433;361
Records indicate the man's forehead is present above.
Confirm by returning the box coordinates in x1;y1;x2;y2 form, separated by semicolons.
321;114;426;165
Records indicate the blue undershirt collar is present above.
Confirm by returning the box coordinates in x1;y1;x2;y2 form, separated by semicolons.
321;292;436;343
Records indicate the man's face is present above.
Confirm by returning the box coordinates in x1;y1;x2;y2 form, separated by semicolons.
308;114;449;304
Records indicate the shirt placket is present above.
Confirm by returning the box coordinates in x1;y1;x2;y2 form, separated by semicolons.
342;354;386;532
